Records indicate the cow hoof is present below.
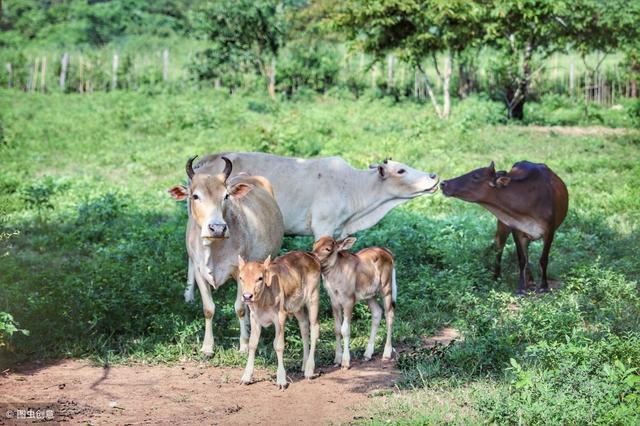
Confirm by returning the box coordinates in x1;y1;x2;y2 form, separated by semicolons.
240;378;252;385
363;355;372;362
536;287;551;294
201;350;214;358
277;382;289;390
341;364;351;371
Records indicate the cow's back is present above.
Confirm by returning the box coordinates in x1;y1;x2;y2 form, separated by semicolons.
197;152;354;235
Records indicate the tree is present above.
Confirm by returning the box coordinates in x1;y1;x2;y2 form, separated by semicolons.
333;0;484;119
564;0;640;107
192;0;289;99
484;0;571;120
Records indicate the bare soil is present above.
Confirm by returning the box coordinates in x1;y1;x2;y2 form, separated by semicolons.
1;357;398;425
0;328;460;425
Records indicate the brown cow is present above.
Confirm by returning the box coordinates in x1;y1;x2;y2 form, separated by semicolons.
440;161;568;295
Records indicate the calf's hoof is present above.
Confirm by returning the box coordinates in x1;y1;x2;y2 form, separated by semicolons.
240;377;252;385
201;348;214;358
277;383;289;390
239;340;249;353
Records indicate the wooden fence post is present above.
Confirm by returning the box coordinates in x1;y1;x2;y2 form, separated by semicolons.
60;53;69;90
569;62;574;96
6;63;12;88
112;53;119;90
163;48;169;81
387;54;394;93
40;56;46;92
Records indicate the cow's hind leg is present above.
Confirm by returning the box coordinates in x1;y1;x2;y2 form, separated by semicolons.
364;298;382;361
538;231;555;293
195;270;215;357
494;220;510;280
235;284;250;352
274;311;288;389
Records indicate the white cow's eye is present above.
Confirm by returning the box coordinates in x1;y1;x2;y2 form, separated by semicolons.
192;194;200;200
224;193;230;200
397;169;406;174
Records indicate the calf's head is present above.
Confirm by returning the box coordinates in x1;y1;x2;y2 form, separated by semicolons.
168;156;254;244
237;256;272;303
440;161;511;202
371;158;439;198
312;236;356;266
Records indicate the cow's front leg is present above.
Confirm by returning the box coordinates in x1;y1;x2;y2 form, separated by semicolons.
240;309;261;385
274;311;288;389
235;284;250;352
195;270;215;357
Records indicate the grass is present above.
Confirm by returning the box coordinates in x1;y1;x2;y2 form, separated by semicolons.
1;89;639;424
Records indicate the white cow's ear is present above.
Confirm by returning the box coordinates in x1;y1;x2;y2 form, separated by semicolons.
228;183;254;199
167;185;188;201
378;165;388;180
339;237;357;251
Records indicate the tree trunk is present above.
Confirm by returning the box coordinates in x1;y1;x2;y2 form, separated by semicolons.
506;41;533;120
441;52;452;119
267;57;276;100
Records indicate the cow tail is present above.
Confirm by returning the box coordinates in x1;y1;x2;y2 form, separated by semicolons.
391;267;397;309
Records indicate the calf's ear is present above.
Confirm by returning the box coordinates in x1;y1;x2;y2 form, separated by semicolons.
488;161;496;173
228;183;254;199
496;176;511;188
238;255;246;271
168;185;188;200
263;255;271;269
339;237;357;251
265;272;278;288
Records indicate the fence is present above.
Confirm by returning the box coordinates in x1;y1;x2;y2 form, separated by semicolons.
3;49;639;104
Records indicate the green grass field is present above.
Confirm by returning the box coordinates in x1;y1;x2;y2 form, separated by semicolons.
1;89;639;424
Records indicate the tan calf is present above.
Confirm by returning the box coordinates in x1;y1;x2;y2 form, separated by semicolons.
237;251;321;389
312;236;396;369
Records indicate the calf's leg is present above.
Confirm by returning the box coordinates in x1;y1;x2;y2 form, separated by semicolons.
235;284;250;352
364;298;382;361
274;311;288;389
331;304;343;366
240;310;261;385
305;288;320;379
494;220;510;279
195;270;215;357
294;310;310;372
340;301;355;369
382;290;395;360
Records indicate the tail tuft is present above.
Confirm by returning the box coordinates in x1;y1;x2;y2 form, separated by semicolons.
391;267;397;309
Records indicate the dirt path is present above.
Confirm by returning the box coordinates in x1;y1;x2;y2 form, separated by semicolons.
0;357;398;425
0;328;460;425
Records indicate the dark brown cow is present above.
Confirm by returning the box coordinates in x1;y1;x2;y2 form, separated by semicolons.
440;161;568;295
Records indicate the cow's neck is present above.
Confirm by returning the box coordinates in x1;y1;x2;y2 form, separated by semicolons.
340;171;403;236
479;200;545;240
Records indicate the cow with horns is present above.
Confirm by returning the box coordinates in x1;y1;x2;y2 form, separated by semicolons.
168;156;284;356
